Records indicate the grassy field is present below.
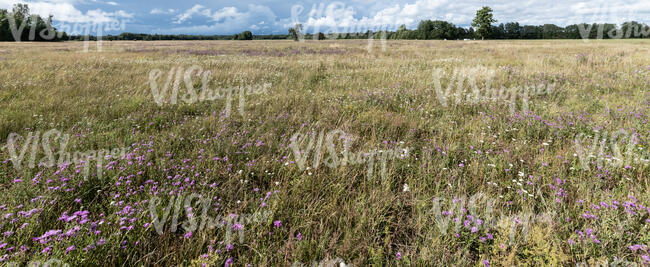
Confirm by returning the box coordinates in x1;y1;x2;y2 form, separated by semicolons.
0;39;649;266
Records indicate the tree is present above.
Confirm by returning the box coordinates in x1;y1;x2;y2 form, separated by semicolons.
472;6;497;40
234;31;252;40
0;4;62;41
0;9;9;41
504;22;521;39
288;24;302;41
317;32;325;40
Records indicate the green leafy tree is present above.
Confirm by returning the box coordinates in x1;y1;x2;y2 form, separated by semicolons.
288;24;302;41
471;6;497;40
234;30;253;40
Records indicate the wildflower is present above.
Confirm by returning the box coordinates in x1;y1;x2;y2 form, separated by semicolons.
226;244;234;251
403;183;410;192
273;220;282;228
232;224;243;230
296;232;303;241
225;257;234;267
65;245;75;254
642;254;649;263
482;260;490;267
396;252;402;260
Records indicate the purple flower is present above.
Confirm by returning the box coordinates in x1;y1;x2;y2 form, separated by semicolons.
226;243;234;251
225;257;234;267
396;252;402;260
296;232;303;241
232;223;243;230
65;245;75;254
482;260;490;267
273;220;282;228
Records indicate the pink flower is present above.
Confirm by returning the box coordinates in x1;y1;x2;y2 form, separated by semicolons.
296;232;303;241
65;245;75;254
396;252;402;260
273;220;282;228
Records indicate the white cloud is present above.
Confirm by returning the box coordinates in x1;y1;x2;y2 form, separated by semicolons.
165;4;278;33
150;8;176;15
173;4;208;24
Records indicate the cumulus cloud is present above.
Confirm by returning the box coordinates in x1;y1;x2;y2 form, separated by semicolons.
150;8;176;15
164;4;279;34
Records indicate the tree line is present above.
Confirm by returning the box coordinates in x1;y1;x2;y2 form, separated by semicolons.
2;4;648;42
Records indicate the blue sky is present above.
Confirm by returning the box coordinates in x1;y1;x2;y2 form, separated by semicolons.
1;0;648;35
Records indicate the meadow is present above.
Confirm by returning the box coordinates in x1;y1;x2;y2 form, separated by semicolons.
0;39;649;266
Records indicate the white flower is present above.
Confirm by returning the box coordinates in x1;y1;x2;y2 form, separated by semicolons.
402;183;410;192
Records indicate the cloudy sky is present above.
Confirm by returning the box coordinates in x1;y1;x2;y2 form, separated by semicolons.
1;0;648;35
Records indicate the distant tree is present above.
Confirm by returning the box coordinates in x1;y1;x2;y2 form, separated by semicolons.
317;32;325;40
542;24;563;39
504;22;521;39
0;9;9;41
234;31;253;40
621;21;650;38
288;23;302;41
472;6;497;40
490;23;506;39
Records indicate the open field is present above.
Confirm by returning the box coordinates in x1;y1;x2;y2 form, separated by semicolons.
0;39;649;266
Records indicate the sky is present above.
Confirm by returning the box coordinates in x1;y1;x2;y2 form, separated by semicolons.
1;0;649;35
